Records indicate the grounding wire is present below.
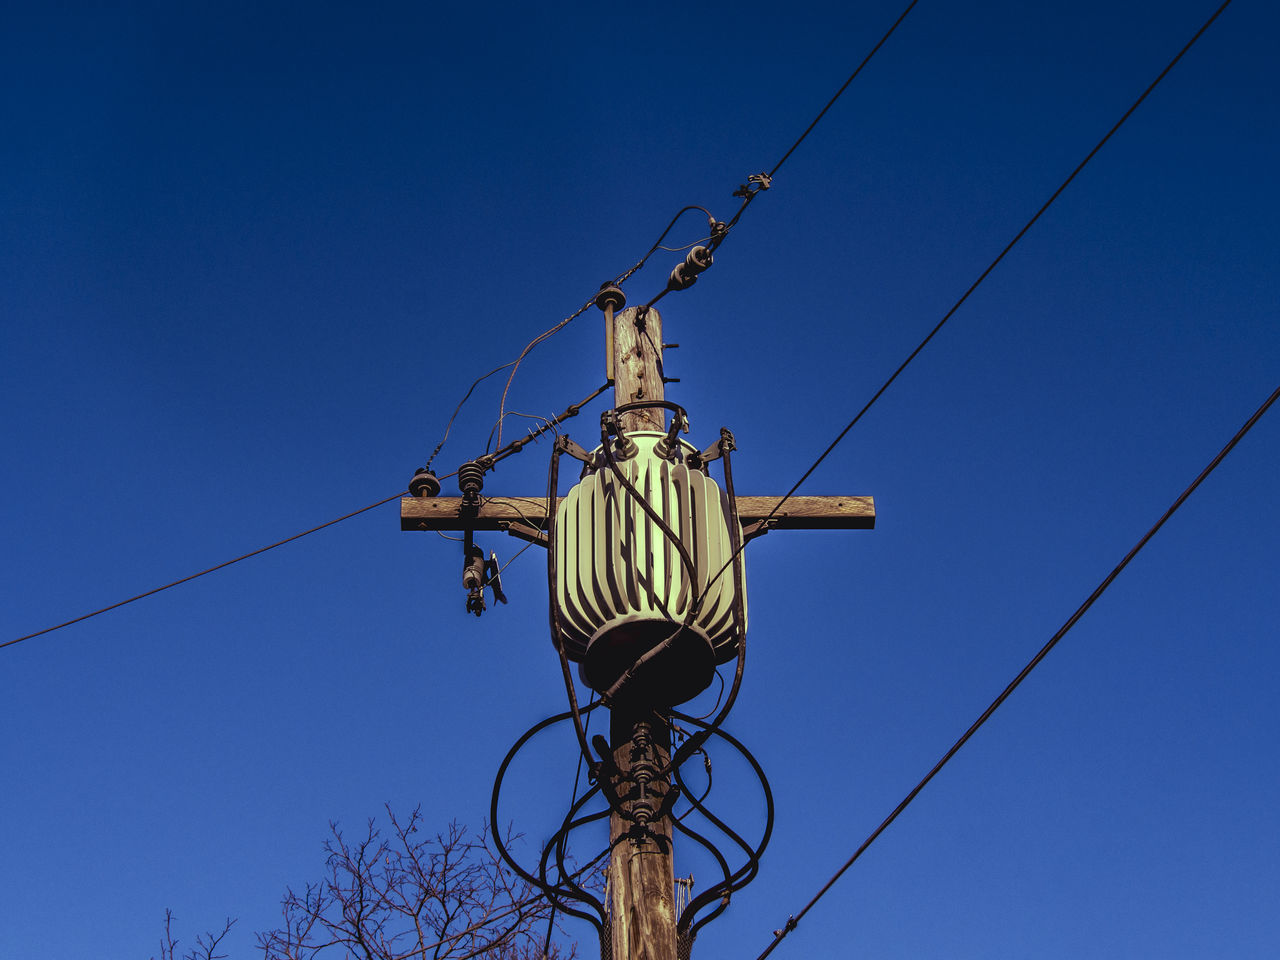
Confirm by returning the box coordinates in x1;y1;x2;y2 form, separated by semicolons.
3;489;419;651
753;372;1280;960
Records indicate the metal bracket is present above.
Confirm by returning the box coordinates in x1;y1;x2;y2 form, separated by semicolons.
733;173;772;199
686;442;721;471
686;427;736;471
485;551;508;606
499;520;549;548
555;434;594;464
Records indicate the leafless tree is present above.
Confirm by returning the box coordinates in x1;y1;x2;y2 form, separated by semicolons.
158;806;581;960
153;908;236;960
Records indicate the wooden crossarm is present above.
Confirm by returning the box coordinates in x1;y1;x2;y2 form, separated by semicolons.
400;495;874;532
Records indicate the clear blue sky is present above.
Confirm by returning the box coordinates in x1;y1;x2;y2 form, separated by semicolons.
3;2;1277;957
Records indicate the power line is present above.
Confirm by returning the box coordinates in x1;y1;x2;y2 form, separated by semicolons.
491;206;719;452
761;0;1234;528
767;1;919;182
480;2;920;439
684;0;1237;614
2;490;410;651
425;361;518;471
752;376;1277;959
643;0;920;312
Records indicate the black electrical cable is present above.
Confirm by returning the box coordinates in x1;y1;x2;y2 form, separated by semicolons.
753;373;1279;960
666;711;775;938
3;489;416;651
488;411;558;455
543;701;598;957
768;1;919;182
694;0;1236;606
426;360;517;470
494;302;598;451
760;0;1233;527
641;0;919;311
469;0;917;445
490;707;609;929
493;205;718;451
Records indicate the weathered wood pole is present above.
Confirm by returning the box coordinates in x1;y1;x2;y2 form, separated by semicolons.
606;303;678;960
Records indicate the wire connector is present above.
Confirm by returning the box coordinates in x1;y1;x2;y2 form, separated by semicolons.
732;173;772;199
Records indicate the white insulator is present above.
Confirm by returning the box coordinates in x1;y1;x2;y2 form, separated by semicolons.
553;432;746;704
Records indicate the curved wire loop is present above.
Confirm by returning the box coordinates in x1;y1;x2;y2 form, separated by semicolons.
537;406;767;951
668;710;775;940
540;788;611;912
490;709;608;930
669;815;735;916
608;398;692;424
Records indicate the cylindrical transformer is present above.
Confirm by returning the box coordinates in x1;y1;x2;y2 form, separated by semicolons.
553;431;746;706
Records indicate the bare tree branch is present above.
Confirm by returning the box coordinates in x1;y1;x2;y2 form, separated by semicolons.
249;807;574;960
152;909;237;960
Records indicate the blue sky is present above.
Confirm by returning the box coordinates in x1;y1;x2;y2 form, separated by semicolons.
2;2;1277;957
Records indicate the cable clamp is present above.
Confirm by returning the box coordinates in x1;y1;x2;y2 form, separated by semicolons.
555;434;594;464
686;439;724;472
499;520;548;549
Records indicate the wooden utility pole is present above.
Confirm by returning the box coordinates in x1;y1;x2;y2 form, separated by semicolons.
400;293;875;960
604;304;678;960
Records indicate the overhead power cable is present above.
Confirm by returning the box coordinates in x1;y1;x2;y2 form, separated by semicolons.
490;206;718;452
2;490;413;651
751;387;1279;957
482;1;920;439
693;0;1235;619
766;0;919;183
758;0;1233;527
757;0;1228;527
642;0;919;313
